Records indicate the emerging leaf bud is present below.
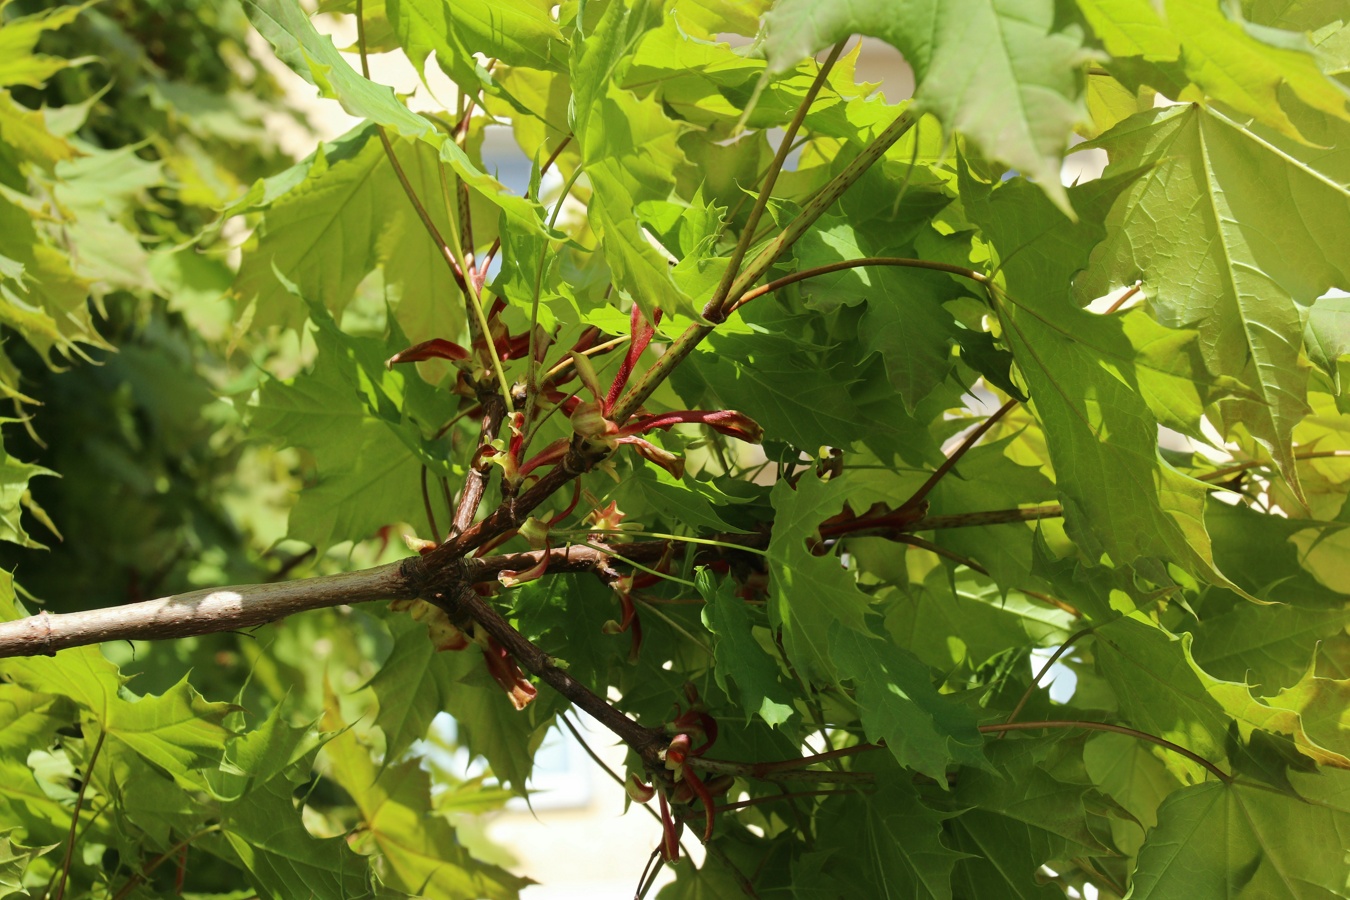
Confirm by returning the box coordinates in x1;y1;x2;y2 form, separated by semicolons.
570;400;615;439
517;516;550;549
665;733;692;774
403;535;438;555
498;547;549;587
569;351;605;402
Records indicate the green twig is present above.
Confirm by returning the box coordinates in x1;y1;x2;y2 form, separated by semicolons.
54;728;106;900
709;40;848;320
980;720;1231;782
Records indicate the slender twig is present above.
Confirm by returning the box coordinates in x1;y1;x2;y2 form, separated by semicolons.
708;41;847;320
909;506;1064;530
429;581;667;767
454;91;477;278
111;825;221;900
635;850;664;900
1197;449;1350;483
354;1;467;295
420;466;440;538
437;162;515;411
752;743;876;774
612;108;918;422
54;728;106;900
714;788;858;813
900;399;1018;512
727;256;991;317
715;133;813;243
705;841;761;899
440;475;455;524
560;715;630;794
687;756;875;786
481;133;574;272
979;721;1231;782
1001;627;1095;735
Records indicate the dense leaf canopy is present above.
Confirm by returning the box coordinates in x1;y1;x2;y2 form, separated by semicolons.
0;0;1347;897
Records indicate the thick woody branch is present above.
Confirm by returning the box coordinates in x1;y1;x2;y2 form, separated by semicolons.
0;504;1068;659
0;563;412;658
452;393;506;535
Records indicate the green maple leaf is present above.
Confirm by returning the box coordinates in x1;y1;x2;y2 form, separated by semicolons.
387;0;565;101
766;474;872;683
321;707;530;898
697;568;795;727
1076;0;1350;141
812;774;962;899
830;623;987;781
762;0;1091;214
234;130;389;331
1128;778;1350;898
222;773;406;899
968;170;1235;585
1076;104;1350;497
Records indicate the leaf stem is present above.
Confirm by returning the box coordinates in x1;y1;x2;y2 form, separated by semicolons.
111;824;222;900
1197;449;1350;483
54;728;106;900
713;788;859;813
544;335;630;381
582;541;697;588
612;108;918;422
708;41;847;319
899;399;1018;512
559;529;768;556
420;466;440;538
354;0;467;297
727;256;991;317
978;721;1231;782
1001;627;1095;733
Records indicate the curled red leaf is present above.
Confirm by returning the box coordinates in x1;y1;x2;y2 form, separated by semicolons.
682;767;716;841
615;435;685;479
385;338;470;368
621;409;764;444
480;634;537;710
627;774;656;804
